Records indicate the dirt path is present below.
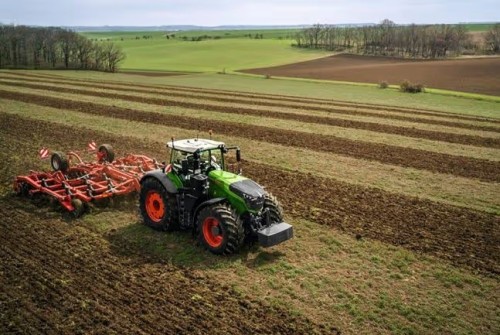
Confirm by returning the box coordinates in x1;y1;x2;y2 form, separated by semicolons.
1;113;498;274
242;54;500;96
1;90;499;183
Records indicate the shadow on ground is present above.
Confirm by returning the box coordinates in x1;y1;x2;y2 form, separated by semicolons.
105;219;286;270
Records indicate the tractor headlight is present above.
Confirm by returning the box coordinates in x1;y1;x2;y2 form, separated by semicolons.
242;193;265;211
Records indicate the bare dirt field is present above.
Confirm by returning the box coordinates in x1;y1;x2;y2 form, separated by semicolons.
0;71;498;334
243;54;500;96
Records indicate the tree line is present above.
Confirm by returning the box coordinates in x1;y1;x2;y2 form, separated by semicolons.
0;25;125;72
294;20;500;58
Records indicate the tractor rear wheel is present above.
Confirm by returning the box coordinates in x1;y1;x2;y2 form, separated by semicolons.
263;193;284;223
197;203;244;255
139;178;178;231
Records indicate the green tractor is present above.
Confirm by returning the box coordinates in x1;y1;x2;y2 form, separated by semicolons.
139;138;293;254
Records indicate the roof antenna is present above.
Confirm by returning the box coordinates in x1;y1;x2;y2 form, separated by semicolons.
209;129;213;140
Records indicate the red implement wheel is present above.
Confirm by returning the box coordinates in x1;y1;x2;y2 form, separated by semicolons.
197;203;244;255
139;178;178;231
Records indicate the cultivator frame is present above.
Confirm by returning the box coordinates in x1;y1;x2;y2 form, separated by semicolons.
14;144;162;216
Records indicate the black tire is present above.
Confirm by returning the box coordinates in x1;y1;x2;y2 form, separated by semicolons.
51;151;69;172
263;193;284;223
197;203;244;255
98;144;115;163
139;178;178;231
71;198;86;218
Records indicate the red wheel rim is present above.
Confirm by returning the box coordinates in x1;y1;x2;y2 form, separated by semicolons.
145;191;165;223
202;217;223;248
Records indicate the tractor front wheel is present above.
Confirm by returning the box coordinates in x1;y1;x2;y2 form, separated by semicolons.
197;203;244;255
139;178;178;231
263;193;284;223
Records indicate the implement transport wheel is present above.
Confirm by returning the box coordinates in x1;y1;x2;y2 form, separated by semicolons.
71;198;85;218
139;178;178;231
51;151;69;172
98;144;115;163
197;203;244;255
263;193;284;223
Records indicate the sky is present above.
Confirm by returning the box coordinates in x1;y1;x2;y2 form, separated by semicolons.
1;0;499;26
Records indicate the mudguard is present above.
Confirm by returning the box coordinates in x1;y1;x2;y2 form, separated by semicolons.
140;169;178;194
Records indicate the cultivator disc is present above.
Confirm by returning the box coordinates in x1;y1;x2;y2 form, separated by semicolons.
14;143;162;217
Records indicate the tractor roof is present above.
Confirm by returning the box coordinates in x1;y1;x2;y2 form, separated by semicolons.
167;138;225;153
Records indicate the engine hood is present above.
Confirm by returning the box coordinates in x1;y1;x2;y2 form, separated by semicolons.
208;170;266;211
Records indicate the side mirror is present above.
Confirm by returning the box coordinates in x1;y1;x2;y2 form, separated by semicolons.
236;148;241;162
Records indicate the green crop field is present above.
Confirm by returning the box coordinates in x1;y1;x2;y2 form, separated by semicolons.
82;29;330;72
463;22;496;31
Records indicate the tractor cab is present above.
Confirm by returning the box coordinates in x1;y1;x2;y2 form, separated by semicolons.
167;138;239;180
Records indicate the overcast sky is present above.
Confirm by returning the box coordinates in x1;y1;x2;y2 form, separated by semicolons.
1;0;499;26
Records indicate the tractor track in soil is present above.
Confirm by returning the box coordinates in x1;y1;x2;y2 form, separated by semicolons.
4;71;500;124
1;113;498;275
1;89;499;183
3;77;499;135
0;202;335;335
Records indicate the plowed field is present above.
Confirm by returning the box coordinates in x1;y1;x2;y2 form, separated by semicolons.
243;54;500;96
1;70;499;334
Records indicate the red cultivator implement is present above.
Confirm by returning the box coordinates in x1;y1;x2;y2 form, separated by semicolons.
13;143;161;217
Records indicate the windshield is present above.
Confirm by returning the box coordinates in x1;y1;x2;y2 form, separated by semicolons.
200;149;224;171
170;148;224;173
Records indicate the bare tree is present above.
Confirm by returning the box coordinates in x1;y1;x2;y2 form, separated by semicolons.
0;25;125;72
485;23;500;53
294;21;485;59
101;42;126;72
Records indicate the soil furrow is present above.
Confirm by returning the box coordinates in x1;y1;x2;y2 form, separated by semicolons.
1;113;498;274
5;70;499;124
3;79;499;134
0;226;175;334
5;75;500;128
0;200;332;334
1;89;499;182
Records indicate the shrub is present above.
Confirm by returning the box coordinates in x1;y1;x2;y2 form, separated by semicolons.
264;74;271;79
379;81;389;89
400;80;425;93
